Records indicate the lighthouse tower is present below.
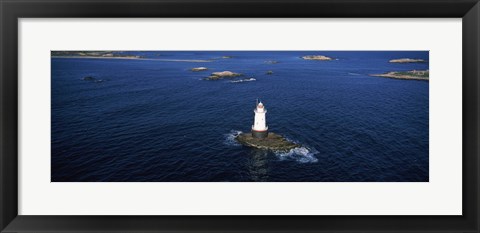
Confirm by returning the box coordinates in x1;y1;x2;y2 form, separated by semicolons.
252;101;269;138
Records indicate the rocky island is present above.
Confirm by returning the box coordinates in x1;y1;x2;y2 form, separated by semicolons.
236;132;299;151
370;70;429;81
389;58;426;63
190;67;208;72
301;55;333;61
205;71;242;80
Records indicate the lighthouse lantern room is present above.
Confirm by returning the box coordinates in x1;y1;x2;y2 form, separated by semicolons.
252;100;269;138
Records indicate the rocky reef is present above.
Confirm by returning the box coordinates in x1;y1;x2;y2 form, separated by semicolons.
205;71;243;80
301;55;333;61
265;60;279;64
190;67;208;72
82;76;104;83
236;132;299;151
389;58;426;63
370;70;429;81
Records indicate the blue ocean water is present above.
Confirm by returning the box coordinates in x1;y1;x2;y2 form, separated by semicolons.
51;51;429;182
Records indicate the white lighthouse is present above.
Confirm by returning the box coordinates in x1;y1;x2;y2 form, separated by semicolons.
252;100;269;138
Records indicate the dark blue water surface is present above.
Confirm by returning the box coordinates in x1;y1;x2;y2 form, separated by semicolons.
51;51;429;182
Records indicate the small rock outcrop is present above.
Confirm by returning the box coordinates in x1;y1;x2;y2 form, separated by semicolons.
190;67;208;72
82;76;104;83
266;71;274;75
236;132;299;151
301;55;333;61
205;71;242;80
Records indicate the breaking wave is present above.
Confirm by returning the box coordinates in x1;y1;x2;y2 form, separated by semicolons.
224;130;242;146
231;78;256;83
275;146;319;163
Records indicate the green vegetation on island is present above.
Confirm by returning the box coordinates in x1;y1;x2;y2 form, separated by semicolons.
370;70;429;81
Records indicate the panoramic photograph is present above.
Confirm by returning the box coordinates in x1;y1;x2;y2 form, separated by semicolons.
51;51;429;182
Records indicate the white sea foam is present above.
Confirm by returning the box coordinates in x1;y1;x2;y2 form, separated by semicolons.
224;130;242;146
230;78;256;83
275;146;319;163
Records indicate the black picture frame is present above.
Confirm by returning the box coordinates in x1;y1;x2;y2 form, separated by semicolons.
1;0;479;232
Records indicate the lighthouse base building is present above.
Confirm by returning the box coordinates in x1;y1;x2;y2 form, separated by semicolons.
252;129;269;138
252;101;269;138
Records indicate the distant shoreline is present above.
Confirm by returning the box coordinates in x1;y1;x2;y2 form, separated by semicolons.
51;56;212;62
